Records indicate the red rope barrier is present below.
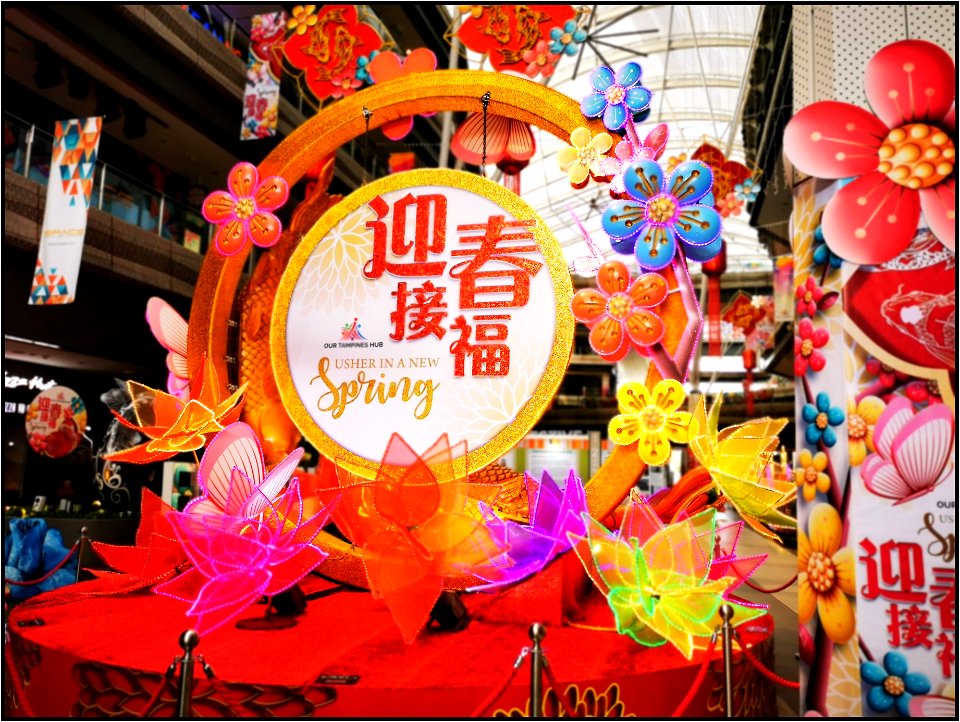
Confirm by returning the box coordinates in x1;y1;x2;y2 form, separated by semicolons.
5;541;79;586
744;572;799;595
734;629;800;689
471;648;527;717
543;659;579;718
4;639;38;718
671;635;719;717
138;664;177;717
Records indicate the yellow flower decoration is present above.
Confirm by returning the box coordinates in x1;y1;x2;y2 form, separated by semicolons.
847;395;885;467
795;449;830;502
287;5;318;35
798;503;856;644
665;152;687;175
558;126;613;186
608;380;691;466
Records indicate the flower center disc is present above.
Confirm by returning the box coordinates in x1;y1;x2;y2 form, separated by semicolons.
640;405;667;433
607;293;633;320
801;339;814;357
234;197;255;220
878;123;955;189
806;550;836;593
883;675;906;696
646;195;678;224
804;467;819;484
815;412;829;430
605;85;625;105
849;414;867;441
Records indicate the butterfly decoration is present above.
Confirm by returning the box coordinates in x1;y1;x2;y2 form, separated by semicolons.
568;493;766;659
687;394;795;541
146;297;190;400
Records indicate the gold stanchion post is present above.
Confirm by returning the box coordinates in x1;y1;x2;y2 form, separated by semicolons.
75;526;88;584
529;622;545;717
719;603;735;718
177;629;199;718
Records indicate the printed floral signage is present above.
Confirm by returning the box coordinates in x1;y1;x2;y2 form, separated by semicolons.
25;386;87;458
272;169;573;477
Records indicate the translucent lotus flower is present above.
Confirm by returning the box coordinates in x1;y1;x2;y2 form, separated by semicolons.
861;397;954;505
580;62;653;132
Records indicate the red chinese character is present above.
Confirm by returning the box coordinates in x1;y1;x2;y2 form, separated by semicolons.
390;280;448;341
451;216;543;309
935;631;956;678
449;314;510;377
860;538;926;603
930;567;956;632
364;193;447;279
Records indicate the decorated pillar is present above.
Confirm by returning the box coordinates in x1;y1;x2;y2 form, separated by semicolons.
786;5;956;717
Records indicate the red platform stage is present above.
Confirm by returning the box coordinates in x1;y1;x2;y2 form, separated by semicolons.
5;569;777;718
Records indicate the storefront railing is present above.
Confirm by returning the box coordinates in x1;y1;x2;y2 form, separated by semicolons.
4;113;211;254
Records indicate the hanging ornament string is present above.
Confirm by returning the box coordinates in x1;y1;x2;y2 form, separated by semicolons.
362;106;373;184
480;91;490;178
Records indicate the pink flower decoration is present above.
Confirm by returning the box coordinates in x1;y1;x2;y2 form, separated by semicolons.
184;422;304;519
794;275;837;317
601;124;669;195
522;40;560;79
155;480;337;634
794;318;829;376
905;378;943;405
202;163;289;256
329;73;362;99
717;192;744;218
865;356;909;389
784;40;956;264
861;397;954;505
366;49;438;140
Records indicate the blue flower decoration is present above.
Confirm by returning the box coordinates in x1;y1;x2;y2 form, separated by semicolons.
549;21;586;56
861;652;931;716
813;224;845;269
735;177;760;203
581;62;653;132
601;159;722;270
355;51;379;84
802;392;845;447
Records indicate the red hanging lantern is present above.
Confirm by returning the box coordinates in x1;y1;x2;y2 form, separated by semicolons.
701;242;726;356
742;346;757;416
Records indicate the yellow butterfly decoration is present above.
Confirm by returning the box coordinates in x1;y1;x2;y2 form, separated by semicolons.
687;394;796;541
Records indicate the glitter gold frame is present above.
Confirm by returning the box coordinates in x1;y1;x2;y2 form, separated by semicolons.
188;70;678;588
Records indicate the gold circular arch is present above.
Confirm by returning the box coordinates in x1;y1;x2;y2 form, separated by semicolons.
187;69;652;589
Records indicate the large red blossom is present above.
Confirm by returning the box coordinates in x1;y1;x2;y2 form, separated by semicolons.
784;40;956;264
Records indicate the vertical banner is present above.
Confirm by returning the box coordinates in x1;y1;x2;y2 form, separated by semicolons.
29;117;102;305
241;11;286;140
772;255;793;323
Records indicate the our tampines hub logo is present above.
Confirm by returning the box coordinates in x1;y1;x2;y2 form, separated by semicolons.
323;318;384;349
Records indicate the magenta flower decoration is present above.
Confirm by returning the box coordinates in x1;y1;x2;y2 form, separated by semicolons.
600;123;669;195
795;276;837;318
783;40;956;264
905;378;943;406
522;40;560;79
794;318;829;375
861;397;954;505
184;422;304;519
580;62;653;132
699;517;768;609
155;480;337;634
469;470;587;591
202;162;289;256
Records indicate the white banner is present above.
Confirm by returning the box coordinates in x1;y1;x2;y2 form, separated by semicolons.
29;117;102;305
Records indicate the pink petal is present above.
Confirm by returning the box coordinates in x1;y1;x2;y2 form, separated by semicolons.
381;116;415;142
189;568;271;634
366;51;403;84
874;397;915;459
783;101;887;178
254;175;289;211
248;211;282;248
263;545;328;596
227;162;259;198
644;124;669;159
197;423;265;508
811;326;830;347
202;190;237;223
909;696;957;718
146;297;188;357
403;47;437;74
865;40;956;127
890;404;954;493
821;172;921;265
919;177;956;253
862;458;912;501
244;447;304;518
808;350;826;372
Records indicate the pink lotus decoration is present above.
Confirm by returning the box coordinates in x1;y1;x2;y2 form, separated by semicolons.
861;397;954;505
184;422;304;519
783;40;956;265
155;480;336;634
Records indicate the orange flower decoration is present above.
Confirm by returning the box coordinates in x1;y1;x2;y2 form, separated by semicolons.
317;434;505;643
105;359;246;464
202;162;289;256
366;49;438;141
571;260;667;362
